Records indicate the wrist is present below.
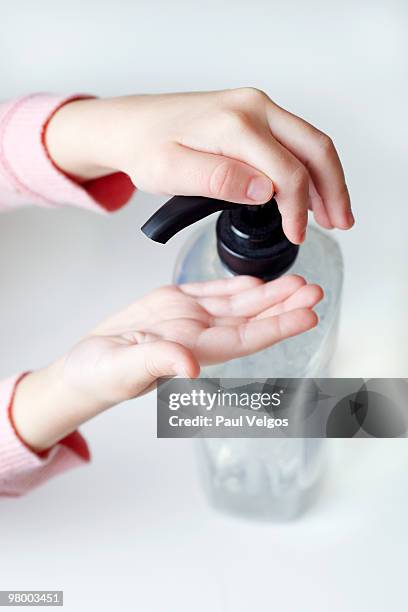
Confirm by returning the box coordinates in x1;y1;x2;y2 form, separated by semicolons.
11;360;101;452
45;97;119;181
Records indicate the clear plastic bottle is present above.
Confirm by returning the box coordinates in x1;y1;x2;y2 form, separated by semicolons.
142;196;343;520
174;222;343;520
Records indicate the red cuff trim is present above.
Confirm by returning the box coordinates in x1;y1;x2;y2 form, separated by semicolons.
7;372;90;462
59;431;91;462
82;172;135;212
6;372;35;451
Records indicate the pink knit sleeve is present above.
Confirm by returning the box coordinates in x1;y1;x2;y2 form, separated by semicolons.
0;93;135;212
0;375;90;496
0;94;135;495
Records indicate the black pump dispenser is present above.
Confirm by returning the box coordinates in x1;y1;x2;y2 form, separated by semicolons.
141;195;299;281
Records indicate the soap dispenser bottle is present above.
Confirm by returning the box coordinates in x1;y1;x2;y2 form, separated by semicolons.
142;195;343;520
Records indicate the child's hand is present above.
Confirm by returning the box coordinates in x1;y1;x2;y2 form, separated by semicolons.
12;275;322;451
45;89;353;245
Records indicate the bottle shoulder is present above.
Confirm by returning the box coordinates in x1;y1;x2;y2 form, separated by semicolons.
175;220;343;288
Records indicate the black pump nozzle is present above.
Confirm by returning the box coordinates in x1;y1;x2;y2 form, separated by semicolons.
141;195;235;243
141;195;299;281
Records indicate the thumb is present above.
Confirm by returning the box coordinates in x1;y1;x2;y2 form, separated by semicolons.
159;143;274;204
114;337;200;400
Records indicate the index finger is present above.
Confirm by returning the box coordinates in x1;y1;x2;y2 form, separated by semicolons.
180;275;262;297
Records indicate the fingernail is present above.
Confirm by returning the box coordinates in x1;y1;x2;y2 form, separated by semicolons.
247;176;272;202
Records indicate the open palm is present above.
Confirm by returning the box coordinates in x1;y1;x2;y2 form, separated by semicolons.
63;274;323;413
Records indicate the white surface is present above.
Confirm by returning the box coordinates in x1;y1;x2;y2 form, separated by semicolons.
0;0;407;610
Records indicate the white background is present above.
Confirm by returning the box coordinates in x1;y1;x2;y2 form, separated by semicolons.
0;0;407;610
